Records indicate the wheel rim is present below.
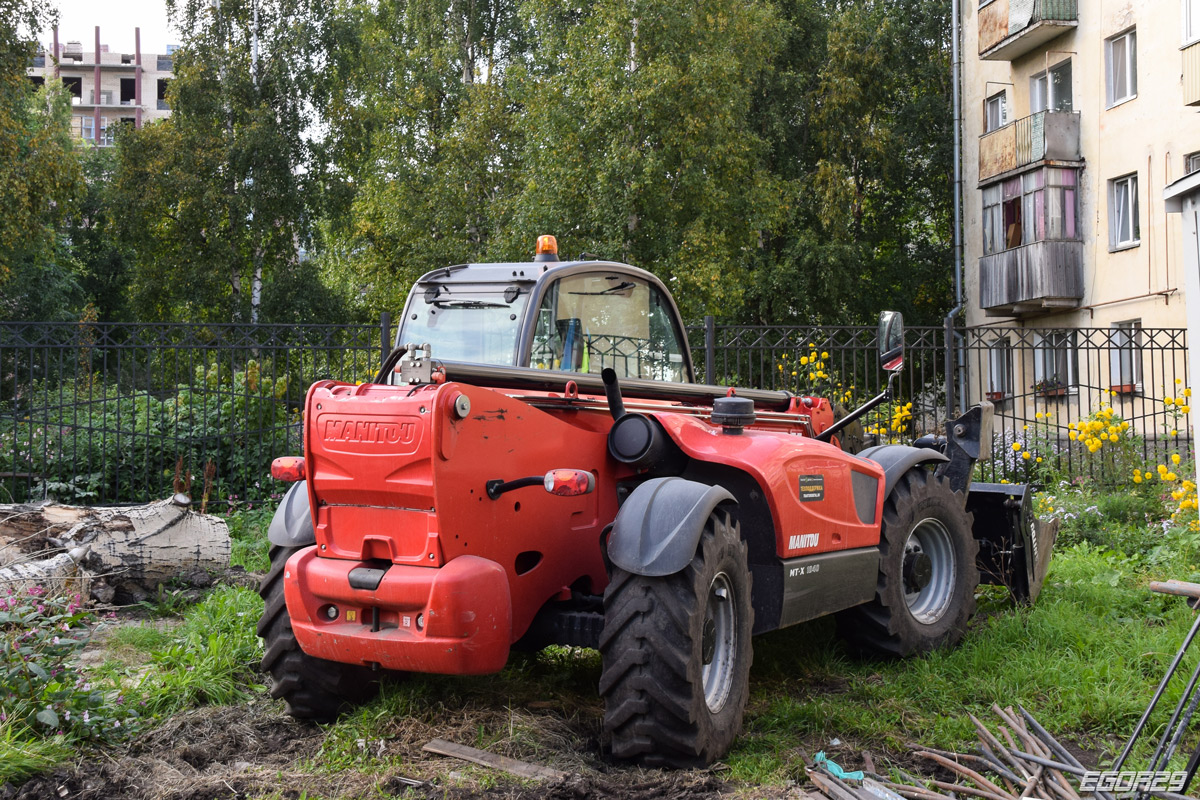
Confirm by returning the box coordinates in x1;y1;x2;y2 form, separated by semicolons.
902;517;956;624
701;571;737;712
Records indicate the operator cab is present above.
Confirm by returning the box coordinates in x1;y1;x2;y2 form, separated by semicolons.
396;235;695;383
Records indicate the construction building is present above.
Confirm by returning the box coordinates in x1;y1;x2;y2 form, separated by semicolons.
27;26;174;146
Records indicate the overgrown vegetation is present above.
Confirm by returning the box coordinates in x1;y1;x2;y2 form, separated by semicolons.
0;362;295;503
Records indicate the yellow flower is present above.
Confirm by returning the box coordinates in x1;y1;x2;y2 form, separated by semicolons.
1159;464;1169;473
1177;378;1183;384
1012;442;1022;451
1023;425;1029;431
1022;451;1032;461
1069;432;1077;440
1172;429;1179;436
808;372;816;381
1134;475;1143;483
1184;405;1192;414
1166;397;1176;406
1036;457;1043;463
1173;454;1182;465
800;356;809;366
1169;472;1179;481
1185;388;1193;398
809;343;817;349
791;371;797;377
1035;412;1044;419
821;352;829;359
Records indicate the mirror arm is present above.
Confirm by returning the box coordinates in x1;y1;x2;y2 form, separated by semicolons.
815;372;899;444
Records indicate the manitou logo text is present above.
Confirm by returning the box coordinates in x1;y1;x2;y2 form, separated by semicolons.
323;419;416;445
789;533;819;550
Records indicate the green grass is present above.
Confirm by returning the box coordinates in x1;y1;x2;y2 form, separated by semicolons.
0;721;74;784
131;586;266;714
226;505;274;572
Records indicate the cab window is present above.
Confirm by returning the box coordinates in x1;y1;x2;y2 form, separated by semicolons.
530;273;688;382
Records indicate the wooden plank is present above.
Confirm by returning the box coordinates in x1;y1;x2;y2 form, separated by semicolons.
422;738;567;781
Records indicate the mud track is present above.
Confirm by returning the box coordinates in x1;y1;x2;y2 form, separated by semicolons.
7;700;792;800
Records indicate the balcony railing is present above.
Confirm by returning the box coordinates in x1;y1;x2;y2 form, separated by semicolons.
979;240;1084;316
979;0;1078;61
1186;41;1200;106
979;111;1080;183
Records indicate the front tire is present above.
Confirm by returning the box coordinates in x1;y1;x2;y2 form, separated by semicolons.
257;545;382;720
837;468;978;657
599;507;753;767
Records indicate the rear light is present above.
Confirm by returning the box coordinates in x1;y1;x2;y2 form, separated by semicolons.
271;456;306;482
544;469;595;497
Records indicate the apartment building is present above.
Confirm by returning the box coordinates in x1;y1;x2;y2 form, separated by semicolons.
27;26;174;146
961;0;1200;404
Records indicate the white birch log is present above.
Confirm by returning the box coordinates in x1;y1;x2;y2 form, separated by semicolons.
0;499;231;599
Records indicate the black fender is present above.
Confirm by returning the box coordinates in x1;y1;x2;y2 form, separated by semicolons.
607;477;735;577
268;481;316;547
857;445;949;497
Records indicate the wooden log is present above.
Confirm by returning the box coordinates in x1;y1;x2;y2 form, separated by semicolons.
0;499;230;600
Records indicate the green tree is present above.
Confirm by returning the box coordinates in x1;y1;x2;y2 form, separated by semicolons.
746;0;953;325
0;0;84;317
116;0;331;323
68;147;132;321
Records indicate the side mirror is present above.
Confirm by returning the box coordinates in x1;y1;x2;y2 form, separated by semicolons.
879;311;905;372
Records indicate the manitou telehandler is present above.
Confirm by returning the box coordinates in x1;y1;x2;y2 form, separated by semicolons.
258;236;1053;767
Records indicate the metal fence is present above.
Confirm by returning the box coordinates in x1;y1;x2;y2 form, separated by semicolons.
0;318;1190;505
0;320;389;506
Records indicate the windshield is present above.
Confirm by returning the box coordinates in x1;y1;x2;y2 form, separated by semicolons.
398;288;528;365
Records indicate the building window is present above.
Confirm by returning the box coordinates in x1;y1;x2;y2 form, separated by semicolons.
988;338;1013;399
985;92;1007;132
80;115;94;141
1106;29;1137;107
1110;321;1142;392
99;118;114;147
1034;331;1076;391
983;167;1079;255
1186;0;1200;45
1186;152;1200;175
1109;173;1140;249
1031;60;1073;113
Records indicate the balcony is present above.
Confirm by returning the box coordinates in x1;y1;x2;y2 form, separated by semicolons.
1186;41;1200;106
980;240;1084;316
979;0;1077;61
979;111;1080;183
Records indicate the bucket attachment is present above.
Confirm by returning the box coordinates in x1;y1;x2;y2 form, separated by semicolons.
967;483;1057;604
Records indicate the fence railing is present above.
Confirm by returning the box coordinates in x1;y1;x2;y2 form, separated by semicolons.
0;319;1190;505
0;320;388;506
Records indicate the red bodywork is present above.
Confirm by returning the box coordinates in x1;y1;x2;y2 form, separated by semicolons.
283;379;885;673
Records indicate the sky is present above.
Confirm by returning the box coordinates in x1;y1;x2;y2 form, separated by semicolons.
40;0;177;55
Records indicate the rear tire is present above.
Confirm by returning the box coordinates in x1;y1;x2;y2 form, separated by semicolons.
837;468;978;657
599;507;753;767
257;545;382;720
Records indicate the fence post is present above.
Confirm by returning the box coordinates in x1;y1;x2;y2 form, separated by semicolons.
380;312;392;369
943;315;955;423
704;315;716;384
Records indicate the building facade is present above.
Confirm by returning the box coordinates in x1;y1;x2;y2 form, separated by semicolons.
27;26;174;147
961;0;1200;404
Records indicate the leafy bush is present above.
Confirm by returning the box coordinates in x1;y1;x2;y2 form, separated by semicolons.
0;588;138;747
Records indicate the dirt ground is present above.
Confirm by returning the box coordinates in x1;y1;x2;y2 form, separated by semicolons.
3;702;796;800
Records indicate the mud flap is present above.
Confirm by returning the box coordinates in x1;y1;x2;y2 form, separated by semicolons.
967;482;1057;604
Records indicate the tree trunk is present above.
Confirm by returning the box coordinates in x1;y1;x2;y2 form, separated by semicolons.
0;499;231;603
